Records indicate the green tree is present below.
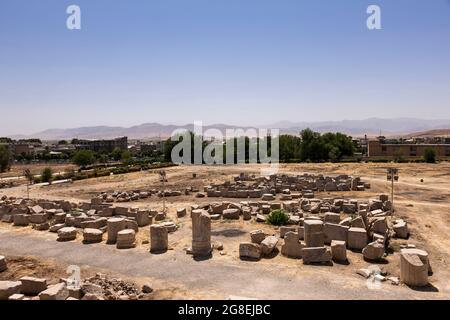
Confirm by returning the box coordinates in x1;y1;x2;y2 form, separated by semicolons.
0;145;11;172
99;153;109;167
111;147;123;161
72;149;96;168
121;150;133;165
41;167;53;184
423;148;436;163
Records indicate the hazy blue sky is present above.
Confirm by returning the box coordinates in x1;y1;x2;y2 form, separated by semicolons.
1;0;450;135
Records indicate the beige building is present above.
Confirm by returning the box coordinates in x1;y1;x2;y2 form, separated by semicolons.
368;140;450;159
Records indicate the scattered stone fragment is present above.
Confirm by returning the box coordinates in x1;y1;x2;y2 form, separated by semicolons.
362;240;385;261
0;281;22;300
256;214;266;222
8;293;25;300
39;283;69;300
331;240;347;262
239;243;261;260
177;208;187;218
83;228;103;243
57;227;77;241
223;208;240;220
250;230;266;244
142;284;153;293
261;236;278;256
393;220;409;239
356;268;371;279
302;247;332;264
20;276;48;295
281;232;304;259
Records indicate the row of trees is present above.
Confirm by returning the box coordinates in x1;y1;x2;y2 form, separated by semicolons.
163;129;356;163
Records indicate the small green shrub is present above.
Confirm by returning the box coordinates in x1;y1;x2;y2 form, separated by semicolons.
423;148;436;163
41;167;53;184
266;209;290;226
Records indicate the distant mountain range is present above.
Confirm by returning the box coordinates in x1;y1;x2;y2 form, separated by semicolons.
8;118;450;140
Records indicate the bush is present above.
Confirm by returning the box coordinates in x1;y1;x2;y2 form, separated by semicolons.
41;167;53;184
0;145;11;172
73;149;96;168
423;148;436;163
266;209;290;226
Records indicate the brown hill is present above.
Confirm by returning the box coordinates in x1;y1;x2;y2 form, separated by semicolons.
404;129;450;138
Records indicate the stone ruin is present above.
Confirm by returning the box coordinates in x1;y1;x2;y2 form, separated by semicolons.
191;209;212;257
0;265;153;300
95;186;200;203
0;185;430;288
0;195;178;251
204;172;370;200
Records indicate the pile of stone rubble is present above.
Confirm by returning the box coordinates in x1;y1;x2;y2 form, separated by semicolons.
95;186;199;203
0;260;152;300
204;172;370;199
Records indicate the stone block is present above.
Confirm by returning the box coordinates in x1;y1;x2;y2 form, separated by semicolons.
281;232;304;259
20;276;48;295
83;228;103;243
150;224;168;253
362;240;385;261
331;240;347;262
106;217;126;244
347;227;368;250
302;247;332;264
191;210;212;257
393;220;409;239
177;208;187;218
250;230;266;244
39;283;69;300
223;209;240;220
323;223;349;244
13;214;29;226
324;212;340;224
0;281;22;300
261;236;278;256
116;229;136;249
239;243;261;260
304;220;324;247
400;253;428;287
57;227;77;241
280;226;298;238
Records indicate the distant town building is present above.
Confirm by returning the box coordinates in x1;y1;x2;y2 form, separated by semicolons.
368;139;450;159
75;137;128;153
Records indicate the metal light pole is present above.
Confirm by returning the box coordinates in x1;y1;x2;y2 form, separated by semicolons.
386;168;399;213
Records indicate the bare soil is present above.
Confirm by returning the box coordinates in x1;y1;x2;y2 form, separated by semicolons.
1;162;450;299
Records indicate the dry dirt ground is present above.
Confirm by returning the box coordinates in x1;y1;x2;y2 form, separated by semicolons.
1;163;450;299
0;163;76;180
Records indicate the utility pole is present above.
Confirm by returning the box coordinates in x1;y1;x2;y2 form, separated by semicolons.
386;168;399;213
23;169;31;200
